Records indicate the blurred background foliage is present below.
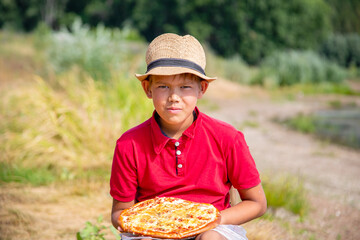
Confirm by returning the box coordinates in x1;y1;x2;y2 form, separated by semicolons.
1;0;359;67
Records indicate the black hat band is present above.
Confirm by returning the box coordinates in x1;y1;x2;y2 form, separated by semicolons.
146;58;206;75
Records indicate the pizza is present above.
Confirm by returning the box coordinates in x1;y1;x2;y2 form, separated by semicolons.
118;197;221;239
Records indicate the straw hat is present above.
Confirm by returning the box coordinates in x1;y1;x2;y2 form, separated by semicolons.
135;33;216;81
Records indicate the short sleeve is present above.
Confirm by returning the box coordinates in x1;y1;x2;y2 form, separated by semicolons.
226;131;261;190
109;138;138;202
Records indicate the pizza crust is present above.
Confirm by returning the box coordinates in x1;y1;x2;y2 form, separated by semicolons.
118;197;221;239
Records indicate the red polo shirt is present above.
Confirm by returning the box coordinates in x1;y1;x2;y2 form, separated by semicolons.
110;107;260;210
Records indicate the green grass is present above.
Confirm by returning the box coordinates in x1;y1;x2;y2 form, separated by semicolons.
0;162;56;186
262;174;309;219
283;82;358;96
268;83;359;103
239;120;260;129
281;109;360;149
284;114;316;134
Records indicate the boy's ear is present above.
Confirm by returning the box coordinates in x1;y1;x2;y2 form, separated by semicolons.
141;80;152;99
198;80;209;99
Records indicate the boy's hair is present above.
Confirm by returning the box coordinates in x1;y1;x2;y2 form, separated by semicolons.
147;73;201;86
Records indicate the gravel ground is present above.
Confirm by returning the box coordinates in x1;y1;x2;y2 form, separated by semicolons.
203;79;360;240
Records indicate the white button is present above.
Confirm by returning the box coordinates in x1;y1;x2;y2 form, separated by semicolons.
177;164;183;168
175;142;180;147
176;150;181;155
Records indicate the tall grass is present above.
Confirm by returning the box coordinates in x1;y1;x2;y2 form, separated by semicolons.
0;69;152;185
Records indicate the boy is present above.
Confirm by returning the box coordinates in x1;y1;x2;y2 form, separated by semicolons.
110;33;267;240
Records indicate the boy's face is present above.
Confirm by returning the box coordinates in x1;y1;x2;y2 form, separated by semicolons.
141;74;208;134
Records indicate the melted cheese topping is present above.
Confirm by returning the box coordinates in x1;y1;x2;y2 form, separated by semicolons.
120;197;218;235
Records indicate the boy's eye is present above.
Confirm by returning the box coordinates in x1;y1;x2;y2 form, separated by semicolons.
181;85;191;89
158;85;168;89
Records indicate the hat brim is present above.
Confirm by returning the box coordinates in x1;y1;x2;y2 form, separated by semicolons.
135;66;216;82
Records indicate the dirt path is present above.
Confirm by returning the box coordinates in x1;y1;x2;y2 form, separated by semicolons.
203;79;360;239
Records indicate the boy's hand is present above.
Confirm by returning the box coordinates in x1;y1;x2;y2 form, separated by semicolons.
117;205;152;240
111;198;135;229
220;184;267;225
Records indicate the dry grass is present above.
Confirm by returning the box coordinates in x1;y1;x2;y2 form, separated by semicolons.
244;219;293;240
0;182;116;240
0;68;152;183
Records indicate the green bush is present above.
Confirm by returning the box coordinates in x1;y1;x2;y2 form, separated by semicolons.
319;33;360;68
222;55;252;84
206;50;253;84
45;19;144;82
77;216;120;240
253;50;347;87
346;34;360;68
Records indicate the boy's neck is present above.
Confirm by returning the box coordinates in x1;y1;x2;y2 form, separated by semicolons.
161;128;184;140
159;116;193;140
155;111;196;140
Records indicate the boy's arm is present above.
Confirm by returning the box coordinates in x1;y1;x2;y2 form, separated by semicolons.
111;198;135;230
220;183;267;225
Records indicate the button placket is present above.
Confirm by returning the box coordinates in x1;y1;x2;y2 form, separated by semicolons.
174;141;184;176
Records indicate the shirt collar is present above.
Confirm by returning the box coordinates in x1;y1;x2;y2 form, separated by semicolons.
150;107;201;154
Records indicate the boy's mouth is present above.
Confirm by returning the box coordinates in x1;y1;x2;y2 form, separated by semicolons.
167;107;182;113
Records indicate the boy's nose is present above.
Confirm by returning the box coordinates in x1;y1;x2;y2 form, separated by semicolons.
168;90;180;102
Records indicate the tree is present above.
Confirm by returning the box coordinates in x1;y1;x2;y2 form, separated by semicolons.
130;0;332;64
233;0;332;64
0;0;69;30
326;0;360;34
0;0;333;65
